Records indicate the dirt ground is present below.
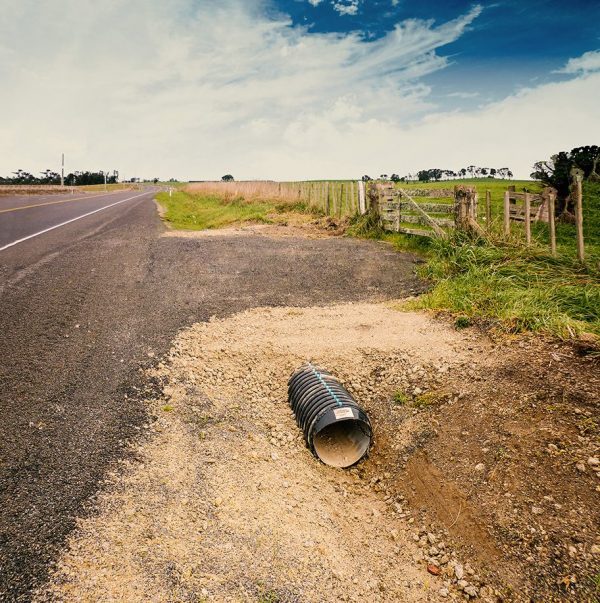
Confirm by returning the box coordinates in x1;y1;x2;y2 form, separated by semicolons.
35;296;599;602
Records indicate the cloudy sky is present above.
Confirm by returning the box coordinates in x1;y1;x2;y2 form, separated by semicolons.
1;0;599;180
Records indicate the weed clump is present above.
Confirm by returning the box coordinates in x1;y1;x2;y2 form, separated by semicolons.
454;316;471;329
392;390;409;405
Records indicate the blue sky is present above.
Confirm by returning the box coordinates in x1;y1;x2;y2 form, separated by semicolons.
278;0;600;106
0;0;599;180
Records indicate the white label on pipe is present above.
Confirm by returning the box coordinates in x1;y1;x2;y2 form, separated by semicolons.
334;407;355;420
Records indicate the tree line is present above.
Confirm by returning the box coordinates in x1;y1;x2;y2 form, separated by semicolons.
0;169;119;186
362;166;514;183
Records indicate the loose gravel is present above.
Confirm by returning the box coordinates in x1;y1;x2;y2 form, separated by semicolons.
37;303;487;603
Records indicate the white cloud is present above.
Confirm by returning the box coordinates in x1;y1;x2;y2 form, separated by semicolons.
0;2;597;181
332;0;359;16
557;49;600;74
447;91;480;99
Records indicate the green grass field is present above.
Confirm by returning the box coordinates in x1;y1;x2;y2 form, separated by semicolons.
155;190;315;230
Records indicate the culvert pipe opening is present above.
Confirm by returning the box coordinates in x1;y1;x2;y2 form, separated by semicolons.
288;364;372;468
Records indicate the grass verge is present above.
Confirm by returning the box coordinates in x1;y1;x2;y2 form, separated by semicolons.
411;232;600;340
155;190;317;230
349;184;600;342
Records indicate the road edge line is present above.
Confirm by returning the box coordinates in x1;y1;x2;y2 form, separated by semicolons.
0;191;151;253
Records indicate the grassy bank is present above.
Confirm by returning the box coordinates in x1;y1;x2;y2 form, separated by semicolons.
155;190;316;230
351;182;600;341
412;233;600;339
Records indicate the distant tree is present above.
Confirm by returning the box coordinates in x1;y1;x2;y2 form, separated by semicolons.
490;168;497;178
390;174;401;182
361;175;372;181
530;145;600;212
222;174;234;182
417;170;431;182
379;174;388;180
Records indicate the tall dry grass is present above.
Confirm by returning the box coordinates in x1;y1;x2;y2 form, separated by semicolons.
186;181;305;204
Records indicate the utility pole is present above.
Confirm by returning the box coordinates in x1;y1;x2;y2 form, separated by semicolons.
61;153;64;186
104;171;107;192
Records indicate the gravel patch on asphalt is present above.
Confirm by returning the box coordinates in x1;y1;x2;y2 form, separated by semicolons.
37;303;488;603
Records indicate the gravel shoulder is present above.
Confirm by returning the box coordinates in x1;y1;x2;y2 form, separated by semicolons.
36;299;599;602
36;304;478;603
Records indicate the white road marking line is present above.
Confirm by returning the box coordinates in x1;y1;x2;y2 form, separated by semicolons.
0;189;125;214
0;191;151;253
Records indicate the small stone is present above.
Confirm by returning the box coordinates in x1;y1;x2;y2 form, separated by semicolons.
427;564;441;576
427;532;436;544
439;587;449;597
454;564;464;580
457;579;468;590
214;497;223;507
474;463;485;472
591;544;600;555
531;506;543;515
464;585;478;597
588;457;599;467
575;461;586;473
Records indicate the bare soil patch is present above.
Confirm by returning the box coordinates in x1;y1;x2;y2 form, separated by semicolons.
160;214;350;240
36;304;599;602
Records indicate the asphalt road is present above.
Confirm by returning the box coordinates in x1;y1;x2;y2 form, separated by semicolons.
0;189;423;601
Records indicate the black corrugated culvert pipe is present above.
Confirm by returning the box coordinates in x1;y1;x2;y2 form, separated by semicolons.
288;363;372;468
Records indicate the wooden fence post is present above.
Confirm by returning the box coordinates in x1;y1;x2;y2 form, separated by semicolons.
548;189;556;256
485;190;492;228
524;192;531;245
573;170;585;262
345;182;350;215
454;186;468;231
471;190;479;221
503;190;510;236
358;180;366;214
333;183;338;217
325;182;330;215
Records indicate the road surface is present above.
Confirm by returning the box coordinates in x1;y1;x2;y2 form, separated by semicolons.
0;188;423;601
